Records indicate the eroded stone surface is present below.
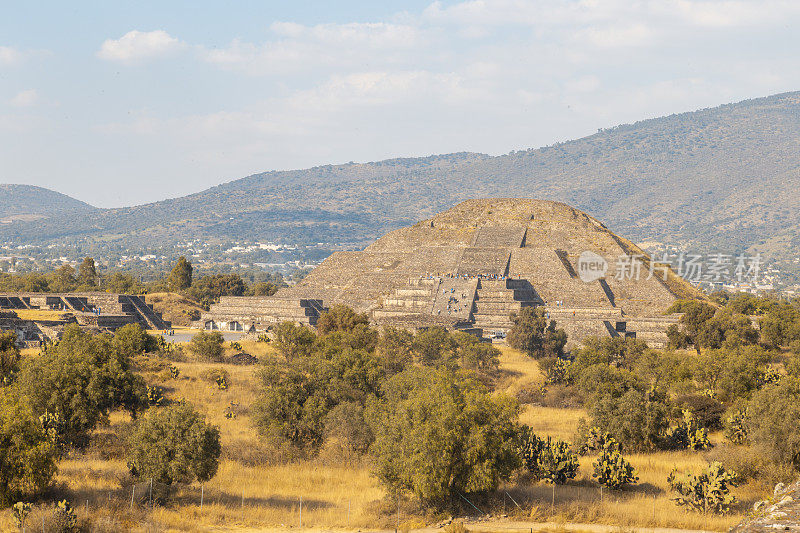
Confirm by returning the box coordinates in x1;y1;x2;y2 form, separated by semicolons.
733;481;800;532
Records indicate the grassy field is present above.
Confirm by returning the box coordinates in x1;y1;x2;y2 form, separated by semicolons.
0;341;766;531
11;308;68;321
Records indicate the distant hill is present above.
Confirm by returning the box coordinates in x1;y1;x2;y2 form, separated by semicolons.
2;91;800;269
0;184;97;224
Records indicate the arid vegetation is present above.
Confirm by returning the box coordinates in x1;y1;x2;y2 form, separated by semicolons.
1;291;799;530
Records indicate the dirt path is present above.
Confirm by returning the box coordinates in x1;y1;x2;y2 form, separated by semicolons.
209;518;722;533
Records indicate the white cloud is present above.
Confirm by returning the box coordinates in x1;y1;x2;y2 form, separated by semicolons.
9;89;38;107
97;30;185;63
0;46;24;66
201;21;425;76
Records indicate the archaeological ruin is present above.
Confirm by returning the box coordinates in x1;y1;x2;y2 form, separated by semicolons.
0;292;170;347
200;199;699;346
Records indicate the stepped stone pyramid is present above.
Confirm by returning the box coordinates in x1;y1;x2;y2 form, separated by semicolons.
202;199;696;346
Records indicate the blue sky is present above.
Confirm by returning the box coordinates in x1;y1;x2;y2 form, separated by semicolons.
2;1;799;208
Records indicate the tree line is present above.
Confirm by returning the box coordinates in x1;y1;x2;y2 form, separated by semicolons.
0;256;286;309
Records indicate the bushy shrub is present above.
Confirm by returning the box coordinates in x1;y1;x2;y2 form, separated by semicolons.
127;402;221;485
112;323;158;357
592;439;637;489
322;401;373;462
507;307;567;359
590;389;670;452
673;394;725;430
272;322;316;359
743;377;800;471
252;345;383;449
188;331;225;361
667;462;738;514
0;394;57;505
367;368;520;504
0;331;20;385
316;305;370;334
200;368;229;389
18;325;147;449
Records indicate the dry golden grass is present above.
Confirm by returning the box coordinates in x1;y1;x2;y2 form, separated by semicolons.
520;406;587;441
500;448;751;530
1;338;766;531
12;308;68;321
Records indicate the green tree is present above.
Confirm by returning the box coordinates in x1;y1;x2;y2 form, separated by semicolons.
77;257;98;287
744;377;800;470
252;346;383;449
376;327;414;375
17;325;147;448
247;281;280;296
507;307;567;359
411;327;456;365
187;273;246;308
188;331;225;361
168;256;193;292
102;272;145;294
0;392;57;505
0;331;20;385
316;305;370;335
692;346;770;402
47;265;77;293
367;368;519;505
666;324;690;349
127;402;221;485
272;322;316;360
590;389;670;452
112;323;158;358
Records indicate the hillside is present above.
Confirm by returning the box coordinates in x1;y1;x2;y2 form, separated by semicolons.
3;91;800;267
0;184;97;224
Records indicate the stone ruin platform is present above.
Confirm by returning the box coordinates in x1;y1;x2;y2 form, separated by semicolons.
0;292;171;346
201;199;696;346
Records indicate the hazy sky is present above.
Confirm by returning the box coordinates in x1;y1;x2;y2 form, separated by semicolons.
2;0;799;208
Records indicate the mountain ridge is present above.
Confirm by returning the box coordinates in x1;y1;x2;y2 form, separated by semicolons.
3;91;800;271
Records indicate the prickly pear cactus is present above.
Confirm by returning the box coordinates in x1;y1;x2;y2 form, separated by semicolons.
592;438;637;489
12;502;31;528
724;408;748;445
538;437;579;484
668;409;710;450
667;461;738;514
147;385;165;406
